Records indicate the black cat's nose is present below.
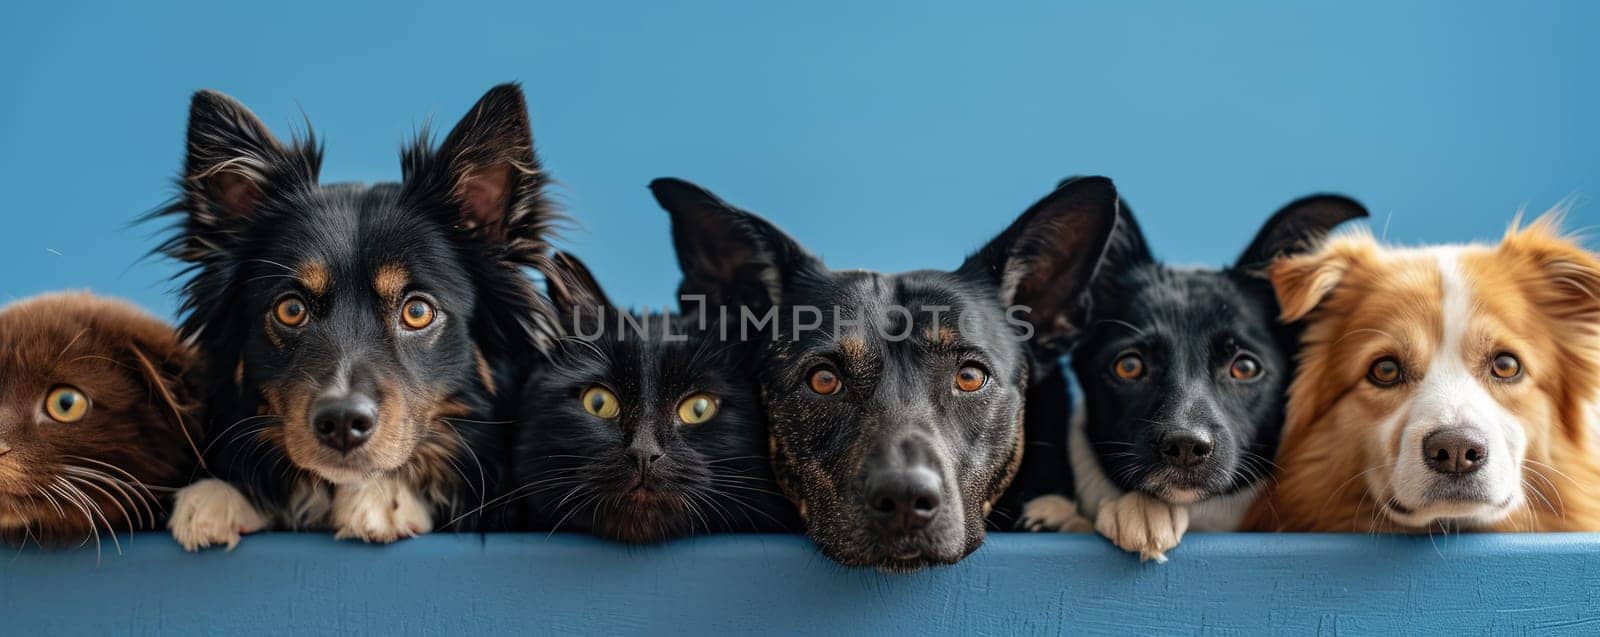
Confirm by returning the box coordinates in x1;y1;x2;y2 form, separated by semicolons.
311;395;379;454
1424;427;1488;475
1160;431;1214;469
628;438;665;473
863;437;945;533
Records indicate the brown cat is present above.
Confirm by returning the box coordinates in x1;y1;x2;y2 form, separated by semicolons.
0;292;204;549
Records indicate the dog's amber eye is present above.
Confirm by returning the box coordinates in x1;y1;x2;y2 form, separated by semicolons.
400;298;436;330
808;367;841;395
581;386;620;419
44;386;90;423
1229;355;1263;381
1112;354;1145;380
273;296;309;327
677;393;719;425
955;365;988;392
1368;357;1403;386
1491;353;1521;380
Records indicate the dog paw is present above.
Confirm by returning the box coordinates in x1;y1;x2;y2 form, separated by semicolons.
1018;494;1094;533
331;478;433;544
168;478;269;552
1094;491;1189;563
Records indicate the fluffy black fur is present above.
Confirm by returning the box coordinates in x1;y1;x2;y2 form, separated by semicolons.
151;84;556;541
512;253;800;542
653;176;1118;571
1022;190;1366;531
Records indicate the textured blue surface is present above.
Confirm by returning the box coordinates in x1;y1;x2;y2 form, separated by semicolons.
4;533;1600;635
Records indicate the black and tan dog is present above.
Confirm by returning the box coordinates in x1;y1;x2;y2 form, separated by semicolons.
154;84;557;549
654;176;1118;571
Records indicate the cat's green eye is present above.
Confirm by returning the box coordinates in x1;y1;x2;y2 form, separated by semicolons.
676;393;719;425
581;386;620;419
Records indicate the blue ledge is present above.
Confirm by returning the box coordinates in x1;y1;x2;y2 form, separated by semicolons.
4;533;1600;635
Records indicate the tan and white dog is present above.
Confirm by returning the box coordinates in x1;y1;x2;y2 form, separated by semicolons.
1244;214;1600;532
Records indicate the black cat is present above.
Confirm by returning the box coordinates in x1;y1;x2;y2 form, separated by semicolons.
512;253;801;542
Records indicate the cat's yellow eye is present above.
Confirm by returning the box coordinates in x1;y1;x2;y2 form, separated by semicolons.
274;295;309;327
400;297;436;330
581;386;620;419
677;393;719;425
44;386;90;423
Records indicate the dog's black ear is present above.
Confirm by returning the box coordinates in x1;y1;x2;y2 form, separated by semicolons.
409;83;555;258
545;251;615;325
1235;194;1368;271
958;176;1120;349
175;90;322;253
651;178;819;312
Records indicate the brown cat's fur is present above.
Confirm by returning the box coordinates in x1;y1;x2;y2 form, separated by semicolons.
0;293;203;547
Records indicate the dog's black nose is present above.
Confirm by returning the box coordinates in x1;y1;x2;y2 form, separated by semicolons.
865;466;943;532
1160;431;1214;469
1424;427;1487;475
311;395;379;453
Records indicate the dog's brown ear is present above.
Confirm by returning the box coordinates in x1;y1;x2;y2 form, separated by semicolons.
652;177;819;313
545;251;616;331
1237;194;1368;271
1271;236;1368;322
418;83;554;253
171;90;322;258
958;176;1120;351
1498;213;1600;324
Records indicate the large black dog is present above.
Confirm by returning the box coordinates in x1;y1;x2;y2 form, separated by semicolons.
156;84;556;549
654;176;1118;571
1019;191;1366;561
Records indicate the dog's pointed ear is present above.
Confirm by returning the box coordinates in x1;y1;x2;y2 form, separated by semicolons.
958;176;1120;349
415;83;554;255
1236;194;1368;271
652;177;818;312
1271;235;1371;322
177;90;321;247
545;251;615;326
1498;213;1600;325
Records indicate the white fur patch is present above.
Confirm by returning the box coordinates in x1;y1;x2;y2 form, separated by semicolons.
1019;494;1094;533
168;478;270;552
1095;491;1189;563
331;477;433;543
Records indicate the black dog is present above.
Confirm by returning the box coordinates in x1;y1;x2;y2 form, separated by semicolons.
654;176;1117;571
154;84;556;549
1019;191;1366;561
512;253;800;542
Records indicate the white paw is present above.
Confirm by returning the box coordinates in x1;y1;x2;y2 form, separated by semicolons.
331;478;433;544
1019;494;1094;533
1095;491;1189;563
168;478;269;552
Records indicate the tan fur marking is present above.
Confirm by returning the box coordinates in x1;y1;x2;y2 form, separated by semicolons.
374;264;410;302
299;261;330;296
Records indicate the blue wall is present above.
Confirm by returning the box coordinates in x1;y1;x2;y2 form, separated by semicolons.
1;1;1595;314
5;533;1600;635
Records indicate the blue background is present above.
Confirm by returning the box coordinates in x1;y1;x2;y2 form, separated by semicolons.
1;1;1596;315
